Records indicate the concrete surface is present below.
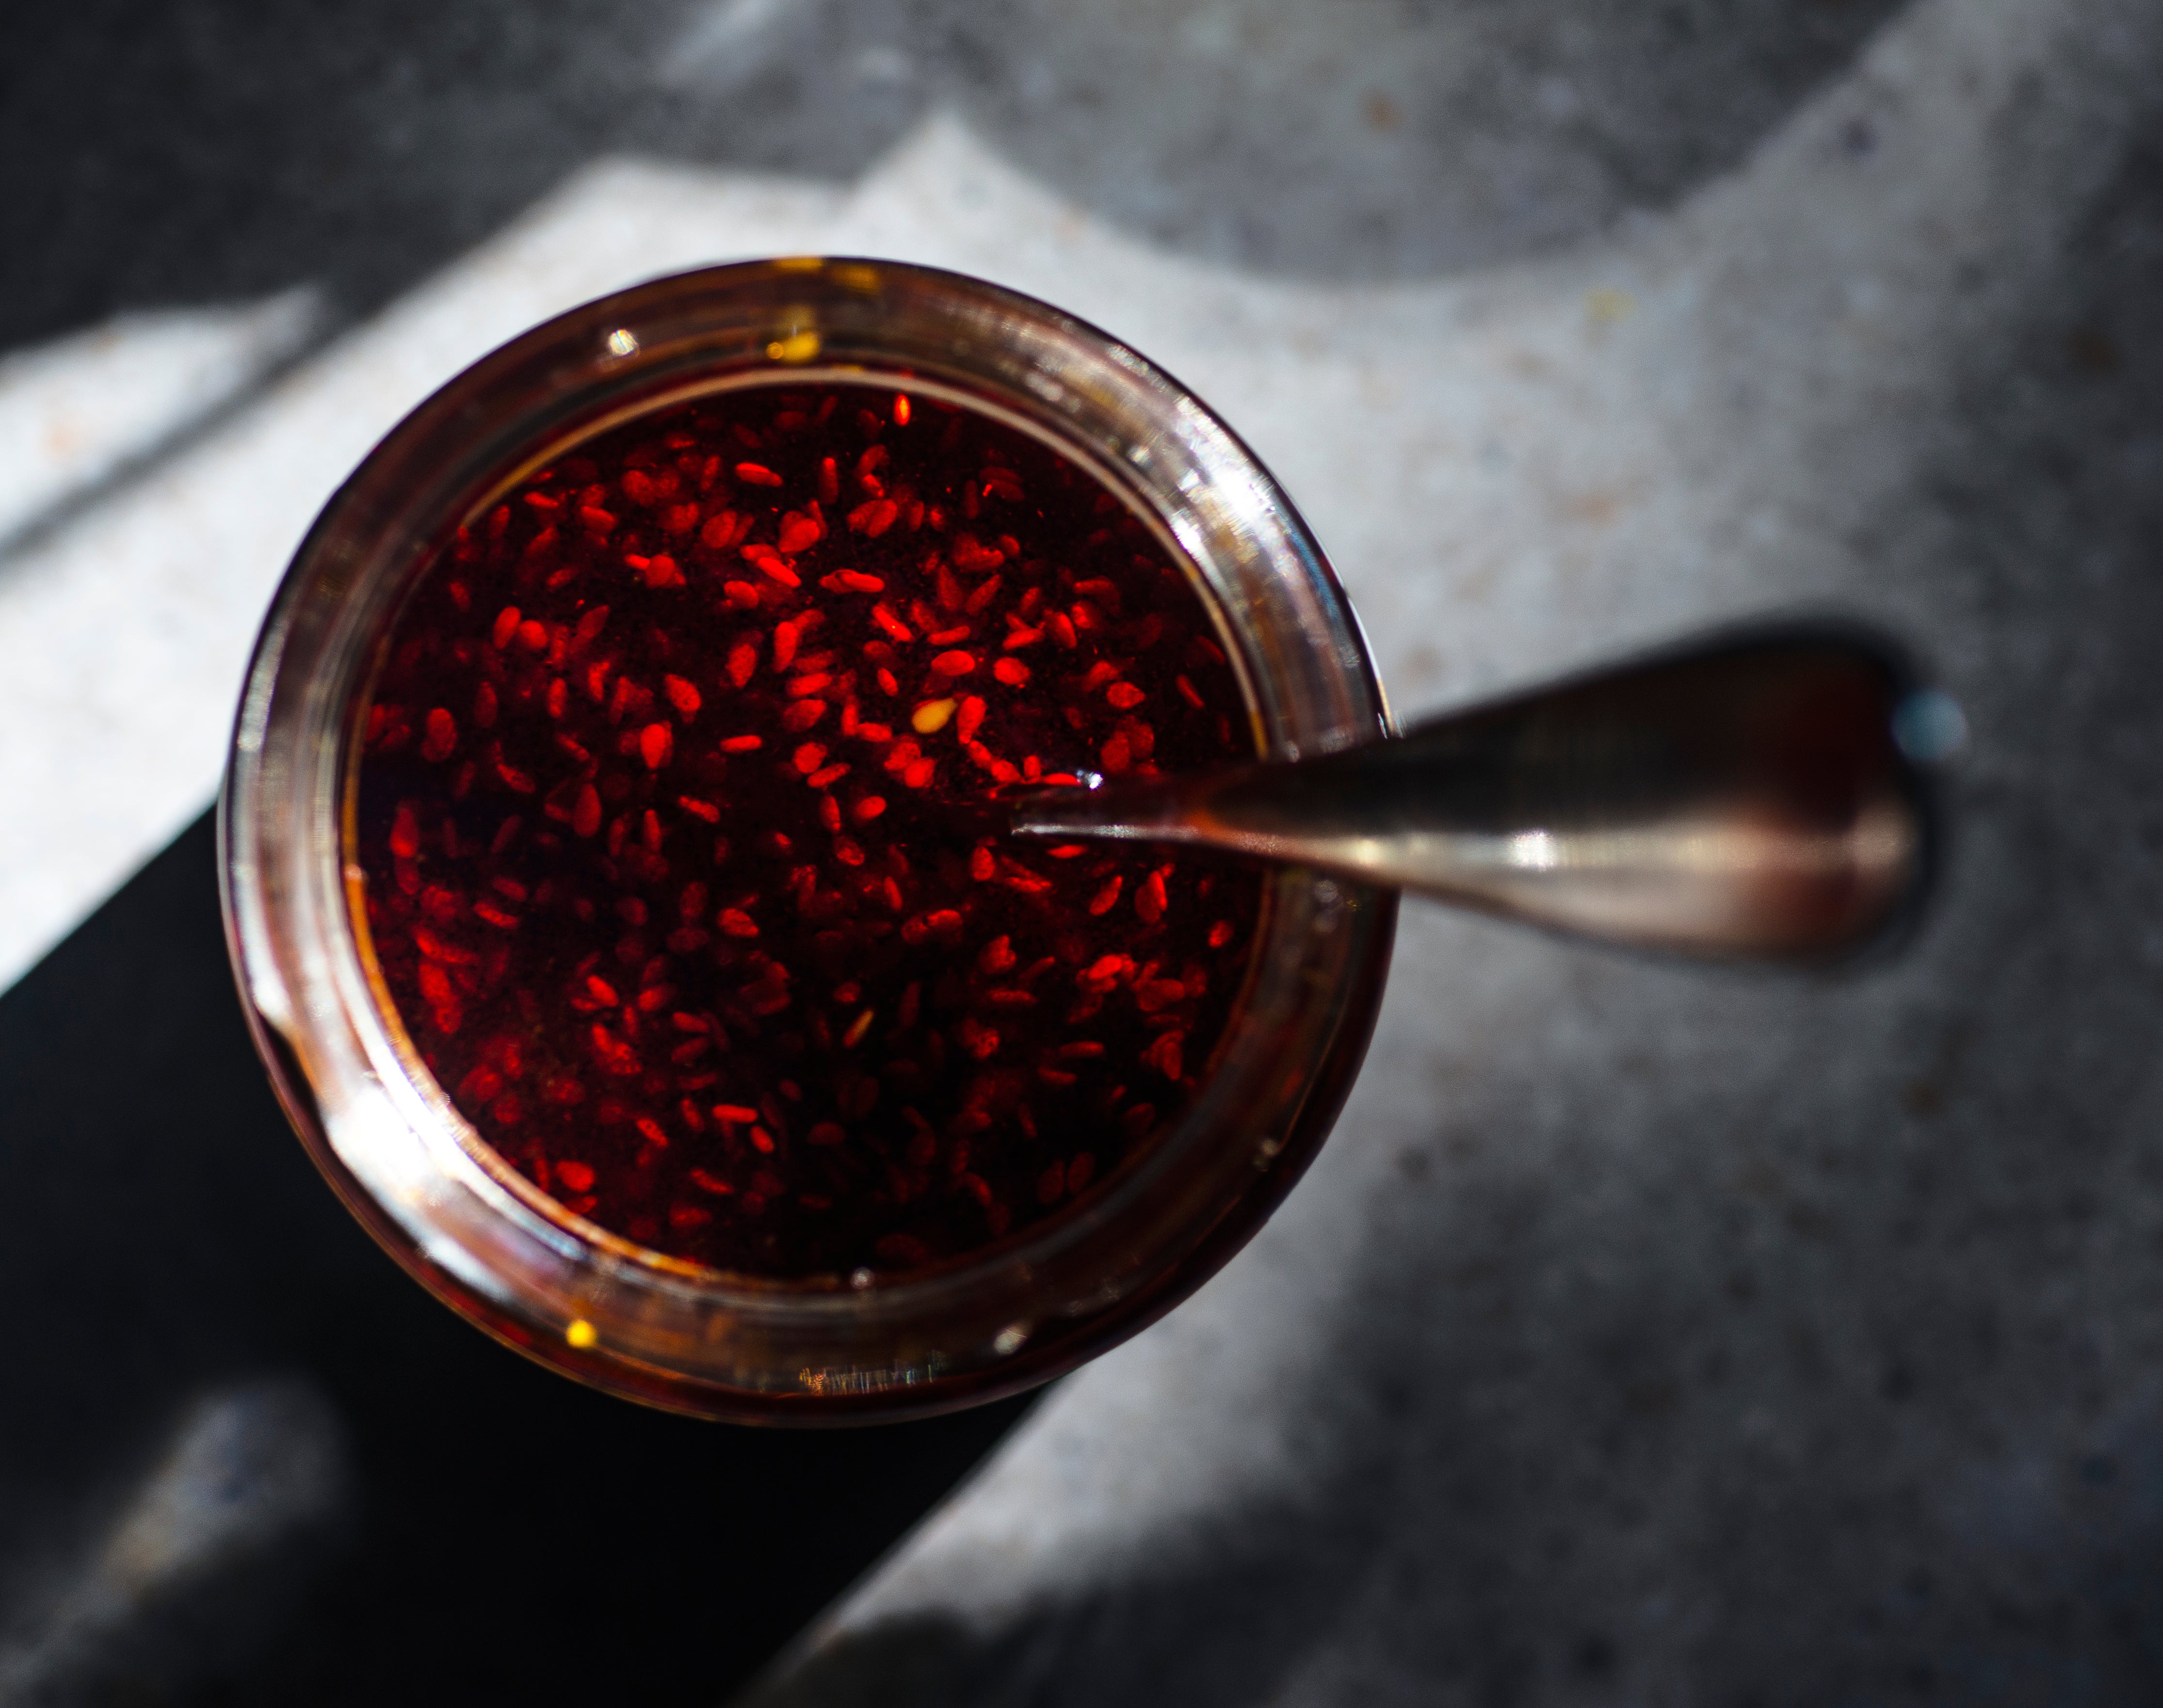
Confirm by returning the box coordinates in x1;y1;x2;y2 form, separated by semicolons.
3;0;2162;1702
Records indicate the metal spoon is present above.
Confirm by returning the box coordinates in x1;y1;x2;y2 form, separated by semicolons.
1008;624;1960;962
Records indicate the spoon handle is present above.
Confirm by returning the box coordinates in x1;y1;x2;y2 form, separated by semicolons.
1009;625;1953;962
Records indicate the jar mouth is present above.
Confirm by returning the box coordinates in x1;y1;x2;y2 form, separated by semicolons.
225;258;1395;1417
341;363;1281;1301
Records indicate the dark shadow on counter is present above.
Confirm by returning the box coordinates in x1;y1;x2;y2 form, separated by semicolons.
2;0;1904;355
0;811;1036;1707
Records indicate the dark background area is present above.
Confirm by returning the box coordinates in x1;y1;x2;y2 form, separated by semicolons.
0;812;1033;1703
2;0;1903;350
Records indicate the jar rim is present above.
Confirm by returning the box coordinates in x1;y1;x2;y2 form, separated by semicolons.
222;258;1396;1420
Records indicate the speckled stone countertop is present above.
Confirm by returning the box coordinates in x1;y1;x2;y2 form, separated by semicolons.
3;2;2161;1702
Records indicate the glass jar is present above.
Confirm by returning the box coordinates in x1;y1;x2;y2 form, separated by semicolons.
220;258;1395;1422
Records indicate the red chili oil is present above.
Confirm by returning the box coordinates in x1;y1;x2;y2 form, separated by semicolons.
352;382;1263;1279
